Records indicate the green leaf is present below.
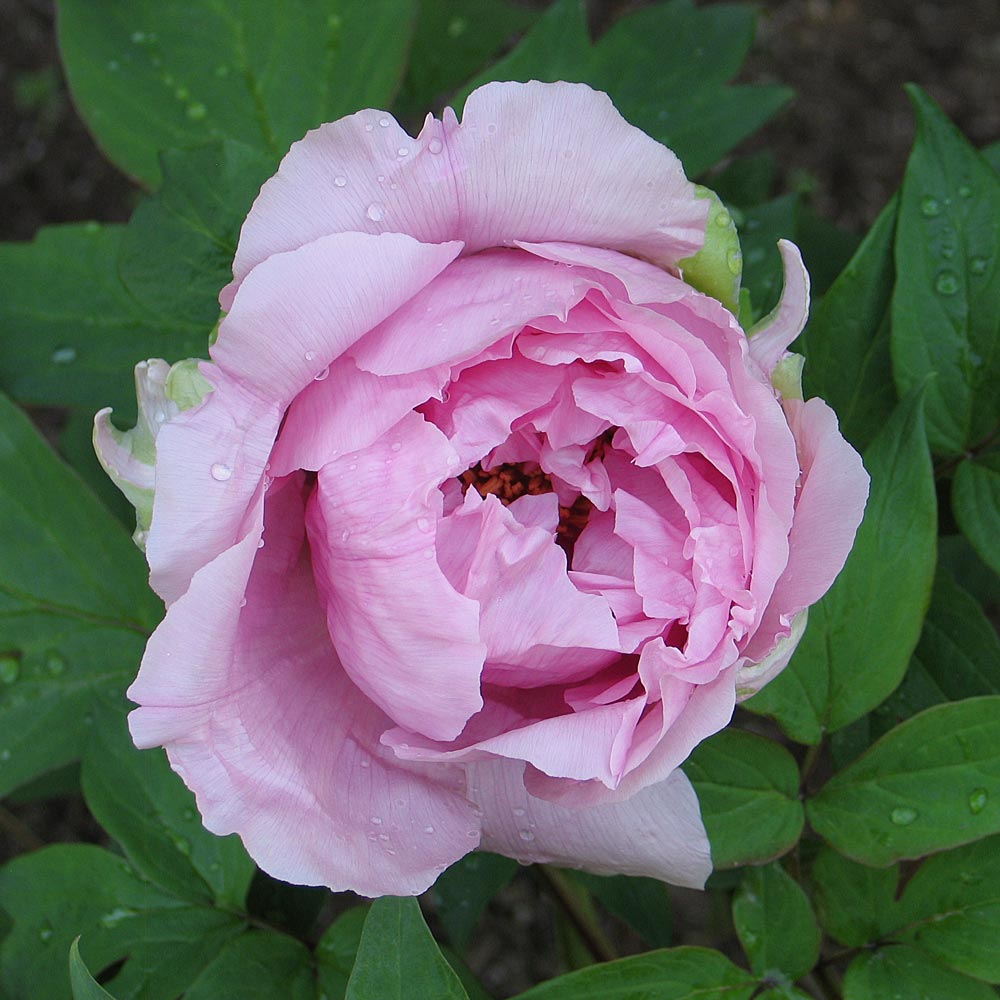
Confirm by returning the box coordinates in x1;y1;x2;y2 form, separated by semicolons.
890;85;1000;455
844;945;996;1000
182;931;316;1000
69;939;118;1000
800;197;898;451
890;835;1000;983
81;706;255;909
0;393;160;798
731;863;820;980
0;845;244;1000
954;452;1000;577
745;389;937;743
394;0;538;121
809;848;899;948
868;567;1000;739
511;947;757;1000
119;141;275;329
345;897;470;1000
56;0;418;186
681;729;804;868
459;0;791;177
0;224;204;416
315;907;369;1000
431;851;518;951
807;697;1000;866
569;872;673;949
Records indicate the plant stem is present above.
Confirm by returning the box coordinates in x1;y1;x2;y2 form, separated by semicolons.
538;865;618;965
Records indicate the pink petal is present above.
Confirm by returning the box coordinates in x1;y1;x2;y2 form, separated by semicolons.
227;82;706;296
307;412;485;741
436;492;620;687
748;240;811;376
742;398;868;665
467;760;712;888
130;476;480;896
146;366;281;605
214;232;461;403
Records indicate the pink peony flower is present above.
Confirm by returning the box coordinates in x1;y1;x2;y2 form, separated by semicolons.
95;82;868;896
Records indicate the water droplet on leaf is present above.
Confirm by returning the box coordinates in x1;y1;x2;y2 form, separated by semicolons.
890;806;918;826
920;196;942;217
0;655;19;685
51;346;77;365
935;270;959;296
969;788;988;814
44;651;66;675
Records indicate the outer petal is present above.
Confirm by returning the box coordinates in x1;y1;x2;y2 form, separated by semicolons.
307;412;486;741
742;397;869;665
130;476;481;896
214;232;462;403
748;240;811;376
467;759;712;889
227;81;706;297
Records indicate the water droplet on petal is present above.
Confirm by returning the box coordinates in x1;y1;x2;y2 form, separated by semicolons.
424;825;435;834
371;815;382;825
920;196;942;218
257;538;265;549
333;175;347;188
366;203;384;222
935;270;959;296
428;138;443;154
416;517;430;532
364;122;373;132
890;806;918;826
969;788;988;814
397;146;409;157
378;117;391;128
340;529;351;542
304;350;316;361
314;366;330;381
210;463;232;481
518;829;535;842
239;597;247;608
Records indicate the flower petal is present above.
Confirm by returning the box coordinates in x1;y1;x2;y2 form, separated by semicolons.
307;412;486;741
130;475;481;896
467;759;712;888
227;82;706;296
748;240;811;376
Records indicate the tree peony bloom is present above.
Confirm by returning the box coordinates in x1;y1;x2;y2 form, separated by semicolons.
95;81;868;896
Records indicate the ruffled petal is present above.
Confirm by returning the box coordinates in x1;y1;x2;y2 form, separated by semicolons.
227;82;706;296
748;240;811;376
130;476;480;896
214;232;461;403
307;412;486;741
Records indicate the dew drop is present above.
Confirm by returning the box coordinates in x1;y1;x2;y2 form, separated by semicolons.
920;196;942;218
239;597;247;608
397;146;409;157
214;64;230;78
359;759;370;768
106;60;120;72
186;103;207;121
371;815;383;825
38;922;54;944
518;829;535;842
428;138;443;155
210;462;232;481
424;825;435;834
0;749;10;763
416;517;430;532
304;350;316;361
257;538;265;549
958;184;973;198
364;123;373;132
51;346;77;365
726;248;742;275
378;833;390;842
890;806;918;826
934;270;959;296
45;651;66;676
130;30;147;43
366;203;384;222
99;907;135;929
969;787;988;814
378;117;391;128
715;209;731;228
0;655;19;685
971;255;990;276
174;86;189;101
390;441;402;452
314;366;330;381
340;529;351;542
333;175;347;188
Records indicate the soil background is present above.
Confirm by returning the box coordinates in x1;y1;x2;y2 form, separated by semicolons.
0;0;998;996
